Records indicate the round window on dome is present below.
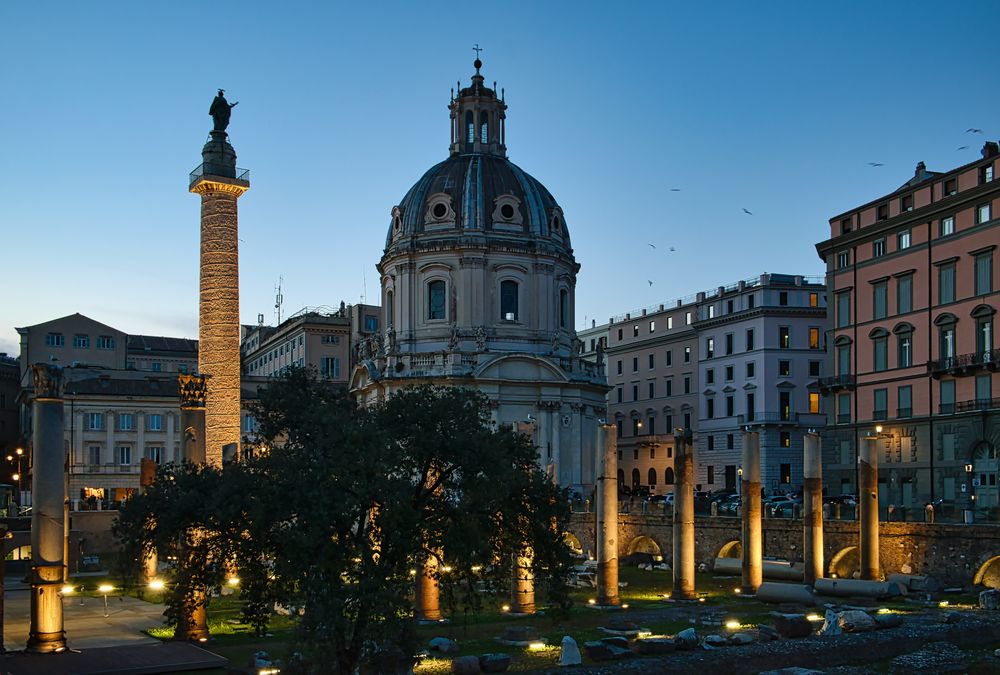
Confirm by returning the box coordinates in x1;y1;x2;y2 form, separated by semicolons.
551;216;560;232
433;203;448;219
501;204;515;220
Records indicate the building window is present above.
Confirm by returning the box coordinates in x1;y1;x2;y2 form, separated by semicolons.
708;305;716;319
745;393;755;421
837;251;850;269
940;216;955;237
779;291;789;306
683;347;691;363
898;230;911;250
632;357;639;372
940;324;956;361
147;414;163;431
616;386;623;403
707;465;715;485
944;178;957;196
648;381;655;398
873;239;886;258
809;292;819;307
73;334;90;348
873;281;888;320
87;446;101;467
779;391;791;421
667;316;674;330
427;280;446;320
118;446;132;466
724;333;734;355
707;435;715;451
779;360;791;376
897;386;912;418
746;361;755;378
976;374;992;405
500;280;519;321
727;299;734;314
727;434;735;449
725;395;734;417
321;335;340;344
809;327;820;349
780;432;791;448
779;327;790;349
321;357;341;379
978;203;992;224
87;413;104;430
976;314;994;354
685;311;692;325
836;343;850;375
837;393;851;423
633;325;639;338
872;332;888;372
648;468;657;485
975;251;993;295
365;315;379;332
632;384;638;401
939;263;956;304
873;389;888;420
780;463;791;484
145;446;163;464
897;274;913;314
841;218;852;234
748;294;756;309
683;375;691;394
97;335;115;350
809;360;821;377
809;392;820;414
648;353;655;369
706;368;715;385
45;332;65;347
617;328;623;340
617;359;623;375
897;331;912;367
877;204;888;221
665;350;672;366
665;379;672;396
938;380;955;415
632;419;641;436
705;337;714;358
151;362;162;372
649;320;655;333
981;164;995;184
480;113;488;143
616;420;623;438
465;110;474;143
725;365;734;381
900;194;913;212
836;292;850;328
119;413;134;431
647;417;655;435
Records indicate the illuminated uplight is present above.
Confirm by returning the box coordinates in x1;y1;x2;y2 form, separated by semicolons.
98;584;114;594
471;565;482;572
733;587;741;594
149;579;165;591
501;604;510;612
227;577;240;587
587;598;596;605
938;600;949;608
724;620;740;630
806;613;822;621
527;642;546;651
198;637;208;643
637;630;652;639
622;603;630;609
409;569;417;576
61;585;74;595
441;566;453;573
877;608;891;614
698;597;706;603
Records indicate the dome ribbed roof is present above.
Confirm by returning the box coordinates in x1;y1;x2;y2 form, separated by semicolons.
385;154;570;252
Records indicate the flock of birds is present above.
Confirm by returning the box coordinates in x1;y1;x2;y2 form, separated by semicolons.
640;128;986;289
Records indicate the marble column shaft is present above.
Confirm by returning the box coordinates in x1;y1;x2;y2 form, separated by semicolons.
740;431;762;594
672;431;696;600
859;437;880;580
415;553;442;621
595;424;619;606
803;432;824;585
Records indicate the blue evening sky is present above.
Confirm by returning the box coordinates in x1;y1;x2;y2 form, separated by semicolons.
2;1;998;354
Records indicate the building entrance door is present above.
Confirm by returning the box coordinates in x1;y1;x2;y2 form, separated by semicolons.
724;465;737;490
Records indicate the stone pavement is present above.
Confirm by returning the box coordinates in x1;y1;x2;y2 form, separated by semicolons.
3;585;166;650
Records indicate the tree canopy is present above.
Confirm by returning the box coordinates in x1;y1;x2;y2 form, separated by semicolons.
115;370;573;674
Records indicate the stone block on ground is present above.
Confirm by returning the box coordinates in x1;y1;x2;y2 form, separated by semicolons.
605;617;638;631
729;632;754;645
430;637;460;653
979;589;1000;610
583;640;631;661
772;613;813;638
703;634;727;646
837;610;876;633
757;625;780;642
452;655;481;675
478;653;510;673
889;641;967;674
939;611;962;624
818;610;841;636
675;627;699;649
874;613;904;629
636;638;676;655
600;636;629;649
559;636;582;666
501;626;538;643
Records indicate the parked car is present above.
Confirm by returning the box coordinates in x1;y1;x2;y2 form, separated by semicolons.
768;497;803;517
824;494;858;508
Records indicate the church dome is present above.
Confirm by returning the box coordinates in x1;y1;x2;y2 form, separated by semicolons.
384;59;570;256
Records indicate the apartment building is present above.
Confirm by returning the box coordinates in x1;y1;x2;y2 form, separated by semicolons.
816;143;1000;512
606;273;826;495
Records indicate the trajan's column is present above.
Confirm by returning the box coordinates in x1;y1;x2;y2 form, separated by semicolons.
189;90;249;465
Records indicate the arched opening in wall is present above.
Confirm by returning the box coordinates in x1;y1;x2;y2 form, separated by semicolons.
974;555;1000;589
626;536;662;559
559;289;569;328
631;468;640;488
6;544;31;561
500;280;519;321
664;467;675;485
717;540;741;559
465;110;474;143
386;290;394;327
427;280;446;321
562;532;583;557
480;112;489;143
648;468;657;486
829;546;860;579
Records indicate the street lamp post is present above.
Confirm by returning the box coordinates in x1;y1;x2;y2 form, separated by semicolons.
98;584;113;618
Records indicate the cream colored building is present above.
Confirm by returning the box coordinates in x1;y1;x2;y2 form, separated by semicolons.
351;59;608;495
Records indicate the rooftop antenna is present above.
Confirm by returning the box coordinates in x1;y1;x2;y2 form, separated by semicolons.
274;276;284;324
257;313;264;326
362;267;367;304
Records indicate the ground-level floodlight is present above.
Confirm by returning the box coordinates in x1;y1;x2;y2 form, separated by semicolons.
98;584;114;617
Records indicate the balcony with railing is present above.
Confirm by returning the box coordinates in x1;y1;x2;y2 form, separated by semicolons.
73;463;141;475
837;413;852;424
930;349;1000;378
818;373;856;392
189;163;250;187
737;412;812;426
896;407;913;419
955;397;1000;413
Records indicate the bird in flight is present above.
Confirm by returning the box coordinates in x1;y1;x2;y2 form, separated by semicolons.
868;162;884;167
648;280;654;286
742;208;753;215
669;246;676;252
967;128;983;134
957;145;969;151
648;243;656;249
670;188;681;192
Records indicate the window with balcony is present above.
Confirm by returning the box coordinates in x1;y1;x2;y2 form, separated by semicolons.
809;327;820;349
779;391;791;421
897;385;912;418
975;310;994;355
896;328;913;368
838;393;851;423
873;388;888;420
939;379;955;414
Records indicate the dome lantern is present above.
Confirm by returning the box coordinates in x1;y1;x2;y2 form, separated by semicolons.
449;58;507;158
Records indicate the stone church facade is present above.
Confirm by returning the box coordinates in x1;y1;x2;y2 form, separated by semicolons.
351;59;608;495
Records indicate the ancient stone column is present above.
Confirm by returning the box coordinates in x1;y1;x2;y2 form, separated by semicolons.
27;364;67;653
859;436;880;580
672;429;696;600
189;130;248;467
803;432;824;585
595;423;619;606
740;431;762;594
511;549;535;614
414;553;442;622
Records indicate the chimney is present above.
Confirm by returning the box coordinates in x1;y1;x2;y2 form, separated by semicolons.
915;161;926;182
982;141;999;159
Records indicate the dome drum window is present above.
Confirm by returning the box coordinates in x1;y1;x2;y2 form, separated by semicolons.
492;194;523;230
500;279;519;322
427;280;447;321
